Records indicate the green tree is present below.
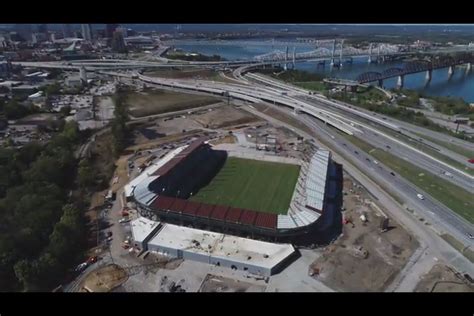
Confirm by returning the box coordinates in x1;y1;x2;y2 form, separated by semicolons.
13;259;38;292
3;100;30;120
60;105;72;116
22;155;65;186
77;159;95;189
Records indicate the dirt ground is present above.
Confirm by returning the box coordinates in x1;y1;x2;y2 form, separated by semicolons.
415;264;474;292
309;173;419;292
89;132;116;187
80;264;128;292
252;103;315;136
127;130;203;152
240;123;306;159
193;105;261;129
126;89;219;117
198;274;266;292
209;134;237;145
110;155;131;192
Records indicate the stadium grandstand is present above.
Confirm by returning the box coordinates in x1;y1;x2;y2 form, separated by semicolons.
125;137;342;244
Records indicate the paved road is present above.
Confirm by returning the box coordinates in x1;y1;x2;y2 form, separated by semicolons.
296;98;474;191
244;73;474;187
95;68;474;262
127;70;474;249
242;104;474;289
297;113;473;245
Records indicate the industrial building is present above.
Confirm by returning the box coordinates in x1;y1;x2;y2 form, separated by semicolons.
126;137;343;244
130;218;296;277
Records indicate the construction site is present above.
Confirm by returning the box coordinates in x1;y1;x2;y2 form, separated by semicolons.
415;264;474;292
308;172;419;292
76;94;464;293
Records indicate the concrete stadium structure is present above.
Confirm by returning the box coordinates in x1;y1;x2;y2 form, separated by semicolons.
125;137;343;245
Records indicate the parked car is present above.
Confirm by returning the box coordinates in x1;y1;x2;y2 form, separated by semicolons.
87;256;98;264
119;218;131;224
75;262;88;272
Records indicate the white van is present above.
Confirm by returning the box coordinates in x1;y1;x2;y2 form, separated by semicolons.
417;194;425;200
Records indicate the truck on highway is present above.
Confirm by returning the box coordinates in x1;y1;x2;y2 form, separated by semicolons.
417;194;425;200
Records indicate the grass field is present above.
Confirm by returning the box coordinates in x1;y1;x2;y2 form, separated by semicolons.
371;128;474;176
412;131;474;159
440;234;474;263
342;134;474;224
126;89;219;117
294;81;327;92
190;157;300;214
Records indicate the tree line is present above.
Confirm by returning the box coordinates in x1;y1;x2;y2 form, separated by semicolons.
0;121;89;291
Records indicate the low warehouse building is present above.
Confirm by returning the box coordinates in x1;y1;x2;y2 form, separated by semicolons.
130;218;296;277
130;217;162;251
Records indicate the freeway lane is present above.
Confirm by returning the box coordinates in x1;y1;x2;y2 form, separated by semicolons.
296;113;474;246
243;103;474;281
351;125;474;190
245;72;474;155
108;70;474;250
241;73;474;188
135;71;473;190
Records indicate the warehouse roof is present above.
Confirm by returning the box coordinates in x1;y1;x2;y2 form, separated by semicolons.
147;223;295;270
130;217;161;244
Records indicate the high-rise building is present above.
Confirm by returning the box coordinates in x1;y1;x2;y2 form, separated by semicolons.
62;24;72;38
14;24;32;40
116;27;127;38
105;24;119;38
111;30;127;53
81;24;92;41
79;66;87;84
38;24;48;34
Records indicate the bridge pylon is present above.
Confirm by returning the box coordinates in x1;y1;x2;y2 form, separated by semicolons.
368;43;373;63
339;39;344;67
292;47;296;68
448;65;455;78
330;39;336;66
425;69;432;82
396;75;404;89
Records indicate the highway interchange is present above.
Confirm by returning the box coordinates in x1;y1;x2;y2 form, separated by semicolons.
112;69;473;249
17;58;474;276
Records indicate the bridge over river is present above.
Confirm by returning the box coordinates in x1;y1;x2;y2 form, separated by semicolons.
356;53;474;88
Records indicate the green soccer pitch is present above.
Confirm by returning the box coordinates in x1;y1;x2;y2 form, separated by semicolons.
190;157;300;215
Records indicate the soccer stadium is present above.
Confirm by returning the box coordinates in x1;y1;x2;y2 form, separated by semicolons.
125;137;343;245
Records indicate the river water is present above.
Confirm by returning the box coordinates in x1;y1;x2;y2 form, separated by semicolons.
175;41;474;102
